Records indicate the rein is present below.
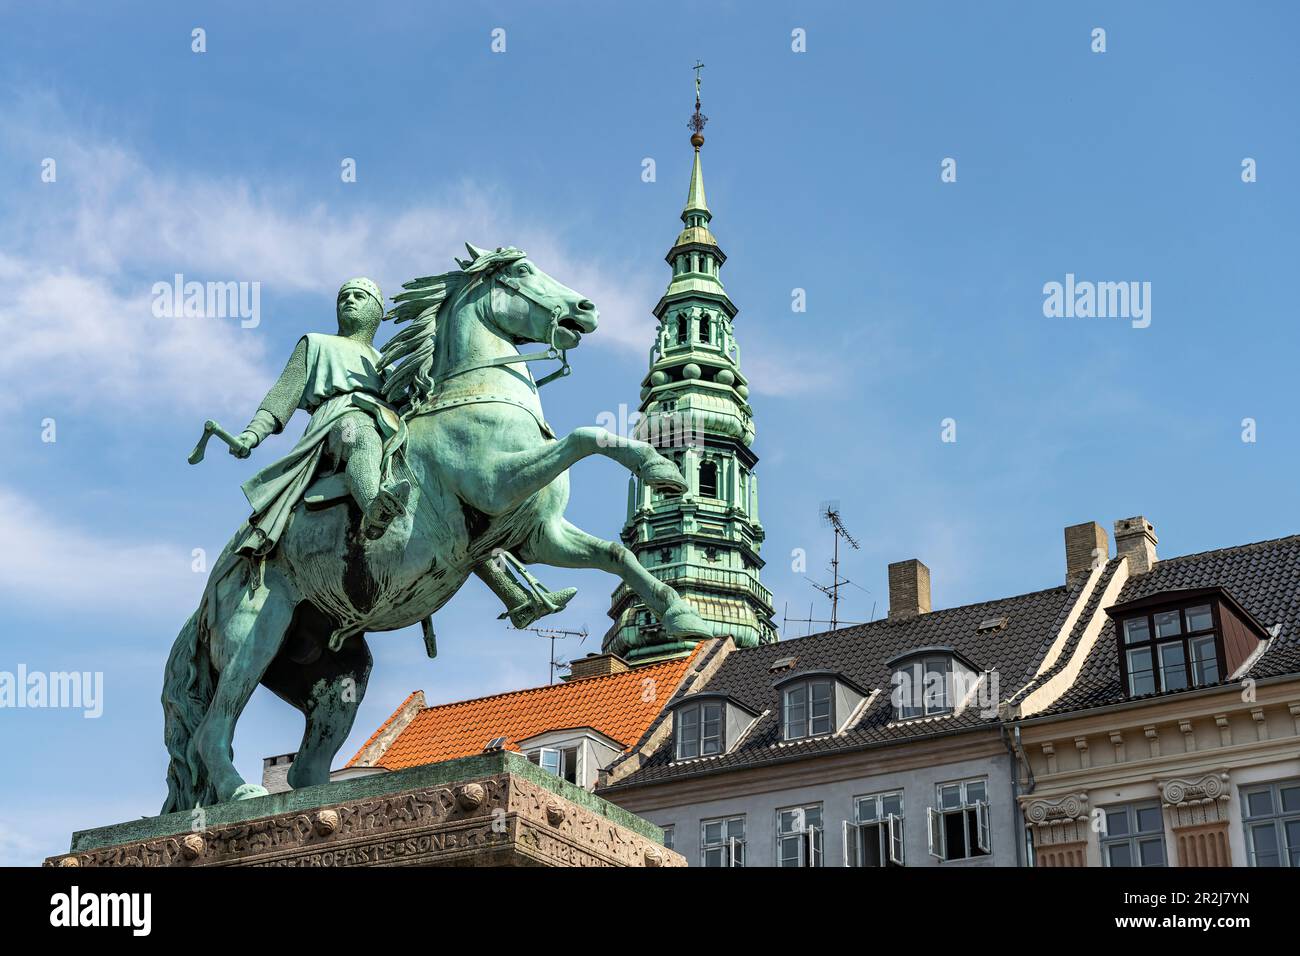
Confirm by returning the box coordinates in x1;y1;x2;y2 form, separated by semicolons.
404;267;571;435
433;271;572;389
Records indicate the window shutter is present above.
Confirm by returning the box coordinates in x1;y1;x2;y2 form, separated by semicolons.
888;813;905;866
976;801;991;854
927;806;944;860
843;821;859;868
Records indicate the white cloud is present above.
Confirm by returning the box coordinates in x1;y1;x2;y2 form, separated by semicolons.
0;88;829;419
0;487;198;617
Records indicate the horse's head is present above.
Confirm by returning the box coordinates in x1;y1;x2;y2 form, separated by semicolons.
463;244;598;351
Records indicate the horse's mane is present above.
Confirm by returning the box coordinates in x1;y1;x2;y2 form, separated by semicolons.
379;244;527;414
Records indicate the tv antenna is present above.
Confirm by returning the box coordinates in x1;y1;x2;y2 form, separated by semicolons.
811;502;865;631
511;625;588;685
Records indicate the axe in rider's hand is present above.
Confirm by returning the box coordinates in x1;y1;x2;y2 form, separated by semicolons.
187;420;245;464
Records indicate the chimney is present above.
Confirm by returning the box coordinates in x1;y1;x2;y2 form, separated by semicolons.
1064;521;1109;582
1114;516;1158;574
888;559;931;620
566;652;631;680
261;752;296;794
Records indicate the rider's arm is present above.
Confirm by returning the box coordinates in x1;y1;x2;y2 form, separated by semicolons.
240;338;308;448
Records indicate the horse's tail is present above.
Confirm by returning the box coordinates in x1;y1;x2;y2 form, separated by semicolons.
161;609;218;813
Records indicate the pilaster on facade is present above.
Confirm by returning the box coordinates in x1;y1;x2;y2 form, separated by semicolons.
1023;792;1091;867
1158;772;1233;866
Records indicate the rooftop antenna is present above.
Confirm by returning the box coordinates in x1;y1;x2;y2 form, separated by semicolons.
511;625;589;685
815;502;862;631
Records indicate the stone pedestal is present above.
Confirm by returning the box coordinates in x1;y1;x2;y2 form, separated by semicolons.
46;753;682;868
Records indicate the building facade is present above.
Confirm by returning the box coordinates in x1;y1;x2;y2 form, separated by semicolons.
597;518;1300;868
1006;522;1300;868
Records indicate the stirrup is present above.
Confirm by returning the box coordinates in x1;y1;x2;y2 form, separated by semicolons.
361;479;411;540
492;550;578;628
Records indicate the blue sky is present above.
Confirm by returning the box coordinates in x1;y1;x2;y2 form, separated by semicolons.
1;1;1298;864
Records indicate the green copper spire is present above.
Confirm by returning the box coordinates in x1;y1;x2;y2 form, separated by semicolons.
684;148;709;221
604;70;778;662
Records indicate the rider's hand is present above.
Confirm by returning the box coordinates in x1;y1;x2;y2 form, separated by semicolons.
229;432;258;459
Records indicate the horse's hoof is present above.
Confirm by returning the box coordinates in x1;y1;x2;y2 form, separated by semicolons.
230;783;269;802
661;602;712;639
638;458;687;494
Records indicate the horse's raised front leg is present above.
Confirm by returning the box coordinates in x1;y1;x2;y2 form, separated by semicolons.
474;426;685;516
521;518;710;640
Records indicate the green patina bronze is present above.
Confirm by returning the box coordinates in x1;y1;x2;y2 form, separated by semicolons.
605;79;777;662
163;246;710;812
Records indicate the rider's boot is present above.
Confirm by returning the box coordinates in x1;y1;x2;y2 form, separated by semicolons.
361;478;412;540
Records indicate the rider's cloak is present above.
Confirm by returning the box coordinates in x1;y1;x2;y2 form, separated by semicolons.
235;332;407;557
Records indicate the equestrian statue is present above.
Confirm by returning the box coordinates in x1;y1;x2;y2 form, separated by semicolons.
162;245;709;812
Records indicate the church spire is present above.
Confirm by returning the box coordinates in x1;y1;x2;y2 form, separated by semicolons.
604;67;777;662
684;62;710;223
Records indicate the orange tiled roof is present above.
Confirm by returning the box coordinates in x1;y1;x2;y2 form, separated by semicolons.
348;648;700;771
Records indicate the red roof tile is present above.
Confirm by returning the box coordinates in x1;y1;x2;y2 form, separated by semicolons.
348;649;699;771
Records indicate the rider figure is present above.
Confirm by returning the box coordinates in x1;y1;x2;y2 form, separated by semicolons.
231;278;411;555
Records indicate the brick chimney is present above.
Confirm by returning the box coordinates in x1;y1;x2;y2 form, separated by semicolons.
1114;516;1158;574
566;653;631;680
1064;521;1109;582
888;559;931;620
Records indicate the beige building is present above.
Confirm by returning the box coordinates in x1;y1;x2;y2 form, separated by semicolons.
1006;519;1300;867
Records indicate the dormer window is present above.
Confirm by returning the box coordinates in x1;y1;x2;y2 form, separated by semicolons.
675;700;722;759
673;694;759;760
888;648;981;721
783;679;833;739
1106;588;1269;699
774;671;867;741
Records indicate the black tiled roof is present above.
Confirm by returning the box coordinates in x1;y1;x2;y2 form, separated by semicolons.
607;581;1083;788
1039;534;1300;715
604;533;1300;791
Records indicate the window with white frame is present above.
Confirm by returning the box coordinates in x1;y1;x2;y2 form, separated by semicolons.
674;699;724;760
928;779;990;861
1099;802;1167;866
701;815;745;867
1241;779;1300;867
895;655;954;719
846;791;904;867
526;745;579;785
777;804;823;867
781;679;834;740
661;825;675;852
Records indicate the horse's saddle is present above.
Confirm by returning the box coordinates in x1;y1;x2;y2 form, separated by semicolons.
303;472;351;510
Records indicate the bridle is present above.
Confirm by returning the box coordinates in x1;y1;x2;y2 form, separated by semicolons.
433;267;574;390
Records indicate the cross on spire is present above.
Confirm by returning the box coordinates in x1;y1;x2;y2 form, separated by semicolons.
688;60;708;148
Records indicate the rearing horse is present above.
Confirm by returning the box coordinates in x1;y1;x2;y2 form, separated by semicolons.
162;244;710;812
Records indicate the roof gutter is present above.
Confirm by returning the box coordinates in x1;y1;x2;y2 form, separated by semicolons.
1014;671;1299;728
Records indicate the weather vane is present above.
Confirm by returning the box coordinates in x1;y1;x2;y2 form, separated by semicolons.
689;60;708;145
